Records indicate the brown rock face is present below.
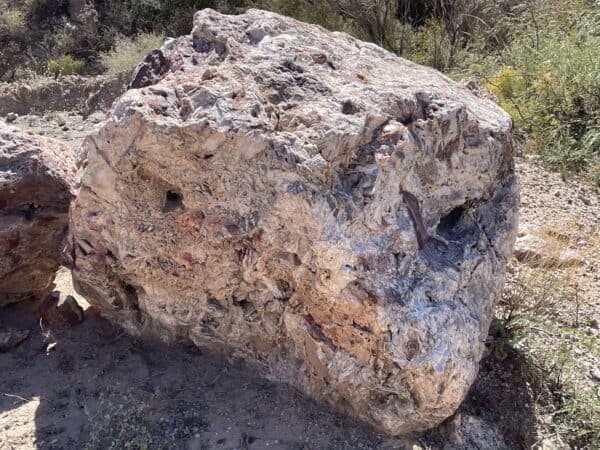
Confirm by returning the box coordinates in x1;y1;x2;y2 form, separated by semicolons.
0;123;75;307
70;9;518;434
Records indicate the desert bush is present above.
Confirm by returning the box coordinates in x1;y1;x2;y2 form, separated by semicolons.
470;1;600;183
100;33;165;74
23;0;69;24
499;254;600;447
0;8;26;37
47;55;86;77
96;0;244;36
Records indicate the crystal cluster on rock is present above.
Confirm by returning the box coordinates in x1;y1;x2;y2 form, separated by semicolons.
70;9;518;434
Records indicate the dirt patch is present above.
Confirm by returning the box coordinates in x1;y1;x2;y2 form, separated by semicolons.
0;300;390;450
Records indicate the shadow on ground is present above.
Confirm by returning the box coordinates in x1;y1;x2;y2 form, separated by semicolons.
1;305;538;450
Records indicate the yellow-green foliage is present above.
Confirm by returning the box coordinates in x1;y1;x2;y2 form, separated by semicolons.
0;8;26;36
47;55;86;77
485;67;523;103
100;33;165;75
476;4;600;182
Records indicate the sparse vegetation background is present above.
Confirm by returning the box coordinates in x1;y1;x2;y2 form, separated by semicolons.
0;0;597;182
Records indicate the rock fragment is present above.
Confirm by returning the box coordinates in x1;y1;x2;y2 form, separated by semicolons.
440;412;508;449
0;123;75;307
70;9;518;434
0;328;30;352
514;225;583;267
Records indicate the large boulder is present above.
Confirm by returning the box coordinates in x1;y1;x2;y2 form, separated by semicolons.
1;123;75;307
70;9;518;434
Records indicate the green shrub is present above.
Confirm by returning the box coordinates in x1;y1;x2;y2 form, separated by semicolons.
0;8;26;37
469;1;600;183
100;32;165;74
47;55;86;76
24;0;69;24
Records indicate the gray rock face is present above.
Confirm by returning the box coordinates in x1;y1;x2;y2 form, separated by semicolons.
1;123;75;307
70;9;518;434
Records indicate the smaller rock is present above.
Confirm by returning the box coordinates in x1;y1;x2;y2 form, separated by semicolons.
590;319;599;329
0;328;30;352
440;412;507;449
6;112;17;123
590;368;600;382
1;124;75;307
56;114;67;127
88;111;105;124
38;291;84;327
202;67;218;80
514;226;583;267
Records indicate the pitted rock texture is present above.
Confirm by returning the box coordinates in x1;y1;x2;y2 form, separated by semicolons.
1;123;75;307
70;9;518;435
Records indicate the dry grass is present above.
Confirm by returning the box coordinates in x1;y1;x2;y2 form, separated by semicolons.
100;33;165;75
497;227;600;448
0;9;25;36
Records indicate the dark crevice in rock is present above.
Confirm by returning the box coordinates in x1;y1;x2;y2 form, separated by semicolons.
23;204;36;221
123;283;140;310
208;295;228;313
280;58;304;73
233;297;252;313
163;190;183;212
192;36;227;56
438;205;466;234
341;100;359;115
352;321;372;334
304;314;336;350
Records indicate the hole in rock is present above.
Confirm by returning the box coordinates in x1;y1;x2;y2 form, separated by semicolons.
405;339;420;361
122;283;140;310
341;100;358;115
163;190;183;212
233;298;251;312
23;203;36;221
437;205;466;235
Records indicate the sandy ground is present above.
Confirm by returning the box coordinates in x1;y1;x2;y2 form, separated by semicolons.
1;110;598;449
0;299;387;450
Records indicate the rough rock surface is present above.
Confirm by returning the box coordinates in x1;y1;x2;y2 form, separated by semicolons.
0;123;75;307
70;9;518;434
